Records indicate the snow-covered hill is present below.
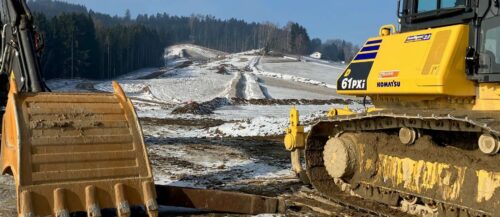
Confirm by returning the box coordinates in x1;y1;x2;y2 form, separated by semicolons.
165;44;228;62
48;44;359;138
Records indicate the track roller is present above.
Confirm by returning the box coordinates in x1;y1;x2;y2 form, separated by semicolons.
478;134;500;155
322;136;357;180
402;195;418;205
399;127;419;145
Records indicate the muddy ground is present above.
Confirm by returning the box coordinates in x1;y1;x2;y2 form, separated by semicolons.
0;117;336;217
0;176;16;217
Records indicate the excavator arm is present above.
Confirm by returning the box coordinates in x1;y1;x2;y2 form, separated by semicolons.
0;0;47;92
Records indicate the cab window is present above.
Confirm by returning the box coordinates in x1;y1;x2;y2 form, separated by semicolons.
417;0;437;13
441;0;466;8
480;17;500;74
417;0;466;13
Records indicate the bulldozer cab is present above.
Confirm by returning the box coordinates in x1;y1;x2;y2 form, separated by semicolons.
399;0;500;82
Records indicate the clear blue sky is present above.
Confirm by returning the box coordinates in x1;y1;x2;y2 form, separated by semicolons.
61;0;397;45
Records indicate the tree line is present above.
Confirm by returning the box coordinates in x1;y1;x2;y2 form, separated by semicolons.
33;12;165;79
28;0;358;79
310;38;359;62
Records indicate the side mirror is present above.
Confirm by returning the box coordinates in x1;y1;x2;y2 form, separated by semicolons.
466;47;480;75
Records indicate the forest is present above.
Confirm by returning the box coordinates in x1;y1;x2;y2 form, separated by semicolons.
27;0;358;79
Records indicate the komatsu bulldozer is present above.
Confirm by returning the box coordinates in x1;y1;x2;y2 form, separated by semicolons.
0;0;158;216
285;0;500;216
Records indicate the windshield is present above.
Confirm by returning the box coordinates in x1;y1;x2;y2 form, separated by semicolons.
417;0;466;13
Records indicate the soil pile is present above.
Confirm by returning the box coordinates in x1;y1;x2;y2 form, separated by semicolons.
172;97;230;115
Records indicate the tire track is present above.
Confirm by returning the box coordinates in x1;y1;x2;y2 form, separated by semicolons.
242;73;266;99
236;72;247;99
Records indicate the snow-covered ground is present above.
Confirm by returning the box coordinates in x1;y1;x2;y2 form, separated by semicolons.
48;45;356;139
256;56;340;89
43;44;362;193
165;44;228;63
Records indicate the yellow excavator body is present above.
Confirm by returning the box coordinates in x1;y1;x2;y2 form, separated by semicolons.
1;80;158;217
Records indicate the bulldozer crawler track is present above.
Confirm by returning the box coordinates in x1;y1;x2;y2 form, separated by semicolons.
305;109;500;217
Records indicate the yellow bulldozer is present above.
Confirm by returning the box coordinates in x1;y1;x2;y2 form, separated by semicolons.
0;1;285;216
285;0;499;216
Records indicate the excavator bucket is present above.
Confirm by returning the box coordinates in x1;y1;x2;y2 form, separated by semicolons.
0;80;158;217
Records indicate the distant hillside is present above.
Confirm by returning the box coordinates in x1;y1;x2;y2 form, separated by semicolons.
27;0;357;80
28;0;87;18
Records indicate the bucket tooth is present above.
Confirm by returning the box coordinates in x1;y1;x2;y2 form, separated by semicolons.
114;183;131;217
142;181;159;217
19;191;34;217
53;188;69;217
85;186;102;217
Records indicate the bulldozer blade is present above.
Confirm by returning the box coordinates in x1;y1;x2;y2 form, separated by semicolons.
155;185;286;215
0;80;158;217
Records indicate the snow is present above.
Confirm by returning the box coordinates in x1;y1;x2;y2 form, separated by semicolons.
208;104;364;137
165;44;226;61
212;116;293;137
259;56;345;88
254;68;337;89
46;45;360;140
243;73;266;99
242;56;343;92
139;102;365;139
117;67;163;80
259;80;336;100
248;56;349;99
96;71;234;103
